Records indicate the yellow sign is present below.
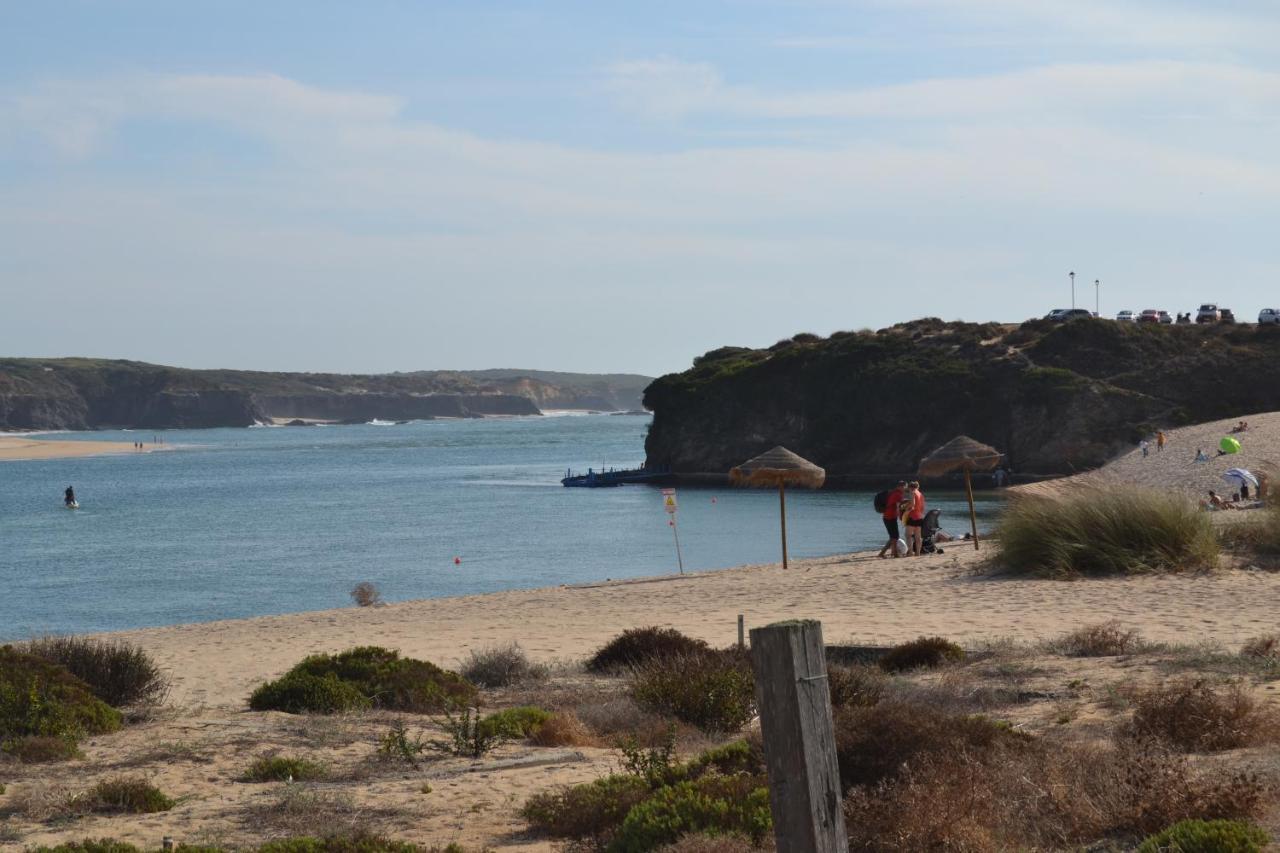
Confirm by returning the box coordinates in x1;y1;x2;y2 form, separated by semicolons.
662;488;678;514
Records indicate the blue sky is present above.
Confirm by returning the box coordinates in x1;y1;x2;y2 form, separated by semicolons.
3;2;1279;376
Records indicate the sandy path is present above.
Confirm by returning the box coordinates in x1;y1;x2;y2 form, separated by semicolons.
103;546;1280;711
0;436;158;462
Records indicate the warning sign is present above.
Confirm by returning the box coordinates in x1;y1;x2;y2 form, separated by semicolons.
661;488;678;514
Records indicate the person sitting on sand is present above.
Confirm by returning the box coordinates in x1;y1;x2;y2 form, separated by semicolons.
1194;448;1209;463
1206;490;1238;510
877;480;907;559
64;485;76;507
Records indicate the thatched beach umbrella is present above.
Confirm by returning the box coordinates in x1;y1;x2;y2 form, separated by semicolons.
918;436;1003;551
730;446;826;570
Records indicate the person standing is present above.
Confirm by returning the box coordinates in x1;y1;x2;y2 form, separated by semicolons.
64;486;76;507
1156;430;1166;452
1140;439;1149;458
903;481;926;556
877;480;906;559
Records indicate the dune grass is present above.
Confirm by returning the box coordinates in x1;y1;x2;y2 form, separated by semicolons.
997;487;1218;578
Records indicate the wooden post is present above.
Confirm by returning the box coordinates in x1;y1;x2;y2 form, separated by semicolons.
750;620;848;853
964;468;980;550
738;614;745;649
778;481;789;570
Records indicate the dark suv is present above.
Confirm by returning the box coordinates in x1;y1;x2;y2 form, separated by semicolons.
1045;308;1093;322
1220;308;1237;324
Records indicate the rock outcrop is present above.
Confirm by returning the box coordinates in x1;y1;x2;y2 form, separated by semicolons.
642;319;1280;477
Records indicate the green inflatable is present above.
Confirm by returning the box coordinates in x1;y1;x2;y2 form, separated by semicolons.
1220;436;1241;454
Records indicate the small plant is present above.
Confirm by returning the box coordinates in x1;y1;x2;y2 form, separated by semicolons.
1050;621;1145;657
376;721;427;766
459;642;548;687
587;627;711;673
1239;634;1280;661
827;663;886;707
878;636;965;673
1;734;81;763
430;706;503;758
529;710;597;747
249;672;371;715
630;650;756;734
257;833;423;852
521;774;652;843
350;582;382;607
610;775;772;852
23;636;170;708
25;843;146;853
1137;818;1269;852
88;776;175;814
242;755;329;782
475;705;550;740
0;645;122;752
1126;679;1278;752
618;725;677;783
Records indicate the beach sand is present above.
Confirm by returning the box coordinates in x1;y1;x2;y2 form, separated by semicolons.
0;436;156;462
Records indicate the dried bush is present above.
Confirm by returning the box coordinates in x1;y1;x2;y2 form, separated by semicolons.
877;636;965;673
631;650;756;734
611;775;772;853
1240;634;1280;661
587;628;711;674
241;755;329;782
521;774;652;844
998;487;1218;577
475;705;550;740
658;834;768;853
1050;621;1145;657
459;642;548;688
827;664;887;708
250;786;369;839
250;647;475;714
23;636;170;708
25;843;146;853
1;734;81;763
1136;818;1269;853
574;697;667;739
257;834;423;852
88;776;174;814
1126;680;1279;752
350;582;381;607
530;711;597;747
0;645;121;751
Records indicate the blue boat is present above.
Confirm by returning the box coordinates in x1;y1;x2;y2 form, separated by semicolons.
561;464;668;487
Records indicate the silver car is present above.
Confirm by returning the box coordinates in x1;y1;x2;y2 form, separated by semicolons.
1196;304;1220;324
1116;310;1136;322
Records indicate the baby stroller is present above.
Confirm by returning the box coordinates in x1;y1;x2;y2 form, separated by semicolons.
921;509;943;554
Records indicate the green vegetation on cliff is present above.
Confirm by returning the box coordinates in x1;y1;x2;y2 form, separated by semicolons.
643;318;1280;476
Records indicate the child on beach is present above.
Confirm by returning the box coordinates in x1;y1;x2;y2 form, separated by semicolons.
1140;439;1149;458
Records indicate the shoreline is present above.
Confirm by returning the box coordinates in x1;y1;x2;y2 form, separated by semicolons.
0;435;165;462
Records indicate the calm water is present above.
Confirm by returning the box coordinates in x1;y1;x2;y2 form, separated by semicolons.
0;415;1002;637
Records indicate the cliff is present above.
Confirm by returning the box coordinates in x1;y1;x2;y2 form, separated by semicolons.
642;319;1280;477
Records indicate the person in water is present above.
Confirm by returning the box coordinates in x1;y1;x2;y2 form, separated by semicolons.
64;486;76;506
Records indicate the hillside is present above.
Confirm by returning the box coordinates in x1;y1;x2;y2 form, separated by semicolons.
409;368;650;412
0;359;651;431
642;318;1280;477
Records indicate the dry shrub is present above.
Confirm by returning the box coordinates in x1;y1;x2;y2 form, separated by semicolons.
587;628;710;674
630;650;755;734
530;711;598;747
1050;621;1145;657
658;834;770;852
998;487;1218;577
459;642;548;688
1;735;80;763
22;636;170;708
521;774;652;845
574;697;666;739
2;782;81;822
1240;634;1280;661
88;776;174;814
250;785;367;838
1126;679;1279;752
350;582;381;607
827;664;886;709
877;637;964;673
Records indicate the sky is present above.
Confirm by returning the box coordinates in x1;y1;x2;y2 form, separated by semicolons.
3;1;1279;377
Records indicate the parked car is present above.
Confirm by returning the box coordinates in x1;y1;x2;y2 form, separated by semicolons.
1044;308;1092;322
1137;309;1162;324
1158;311;1173;324
1116;310;1136;322
1220;308;1236;324
1260;308;1280;325
1196;304;1220;323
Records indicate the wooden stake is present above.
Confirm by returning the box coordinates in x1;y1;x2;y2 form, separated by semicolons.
964;467;980;550
738;614;745;649
750;620;848;853
779;481;789;570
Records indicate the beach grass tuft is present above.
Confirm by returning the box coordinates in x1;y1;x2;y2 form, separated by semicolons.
241;754;329;783
1136;818;1269;853
88;776;175;814
1048;621;1147;657
458;642;548;688
997;487;1218;577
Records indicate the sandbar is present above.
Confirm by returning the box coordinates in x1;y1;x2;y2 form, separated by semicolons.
0;435;157;462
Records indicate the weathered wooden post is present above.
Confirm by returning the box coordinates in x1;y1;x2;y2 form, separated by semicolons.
738;613;746;650
750;620;848;853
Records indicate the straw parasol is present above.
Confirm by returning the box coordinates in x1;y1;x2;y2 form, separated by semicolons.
730;446;826;570
918;435;1002;551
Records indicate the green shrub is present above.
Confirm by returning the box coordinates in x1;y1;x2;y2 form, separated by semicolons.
475;705;550;740
609;775;772;853
0;645;122;749
251;647;475;714
587;628;711;674
998;487;1218;577
23;636;170;707
679;740;765;782
257;835;422;853
88;776;175;813
655;835;762;853
1;734;81;763
522;774;653;842
248;672;371;715
376;720;427;766
459;642;548;687
878;637;965;673
1137;818;1269;852
430;706;502;758
27;842;145;853
241;755;329;782
827;663;886;707
1127;680;1278;752
631;651;755;734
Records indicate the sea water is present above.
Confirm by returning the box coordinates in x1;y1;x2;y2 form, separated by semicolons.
0;415;1001;636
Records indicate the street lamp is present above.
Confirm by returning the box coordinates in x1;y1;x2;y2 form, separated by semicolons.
1069;271;1075;309
1095;279;1100;317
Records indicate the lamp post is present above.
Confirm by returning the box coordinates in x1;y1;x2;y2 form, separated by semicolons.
1095;279;1100;317
1069;271;1075;309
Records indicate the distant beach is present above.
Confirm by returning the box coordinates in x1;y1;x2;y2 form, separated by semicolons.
0;435;154;462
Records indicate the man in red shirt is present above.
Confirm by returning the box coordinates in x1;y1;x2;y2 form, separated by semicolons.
877;480;907;558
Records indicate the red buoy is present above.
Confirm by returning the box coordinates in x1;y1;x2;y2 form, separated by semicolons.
453;556;461;565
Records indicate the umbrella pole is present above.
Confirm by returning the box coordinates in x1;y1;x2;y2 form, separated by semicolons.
964;468;979;551
779;482;789;570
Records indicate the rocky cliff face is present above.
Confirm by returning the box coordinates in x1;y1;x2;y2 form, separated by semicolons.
643;319;1280;477
252;392;538;420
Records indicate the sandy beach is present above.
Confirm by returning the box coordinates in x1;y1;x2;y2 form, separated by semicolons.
0;436;156;462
